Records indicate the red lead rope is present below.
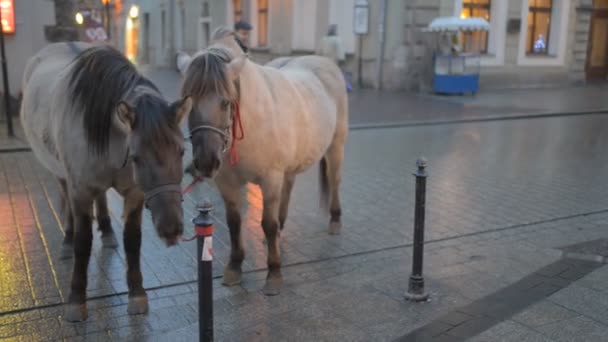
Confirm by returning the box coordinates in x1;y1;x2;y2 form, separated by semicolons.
229;101;244;165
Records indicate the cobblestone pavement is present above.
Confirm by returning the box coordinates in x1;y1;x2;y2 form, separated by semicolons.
2;112;608;340
4;66;608;340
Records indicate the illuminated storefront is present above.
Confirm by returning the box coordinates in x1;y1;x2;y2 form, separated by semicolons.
0;0;15;34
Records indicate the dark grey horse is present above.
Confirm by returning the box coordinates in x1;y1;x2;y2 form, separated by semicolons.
21;42;192;322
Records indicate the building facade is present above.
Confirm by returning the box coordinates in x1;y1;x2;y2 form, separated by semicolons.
124;0;608;90
1;0;56;97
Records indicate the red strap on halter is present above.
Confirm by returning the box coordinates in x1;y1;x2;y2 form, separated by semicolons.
229;101;244;165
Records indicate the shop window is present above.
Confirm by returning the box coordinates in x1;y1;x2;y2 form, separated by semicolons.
526;0;552;55
460;0;491;53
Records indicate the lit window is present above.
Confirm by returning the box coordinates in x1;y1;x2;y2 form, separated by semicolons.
233;0;242;23
526;0;552;55
460;0;491;53
258;0;268;47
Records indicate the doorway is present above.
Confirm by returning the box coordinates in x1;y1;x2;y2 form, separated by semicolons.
586;0;608;80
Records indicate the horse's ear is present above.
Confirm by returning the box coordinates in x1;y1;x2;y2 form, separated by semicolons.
226;54;247;81
113;101;135;134
173;96;192;124
176;51;192;76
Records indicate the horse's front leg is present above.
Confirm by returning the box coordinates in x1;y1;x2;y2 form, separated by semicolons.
118;187;148;315
217;178;245;286
65;190;95;322
260;173;284;296
95;192;119;248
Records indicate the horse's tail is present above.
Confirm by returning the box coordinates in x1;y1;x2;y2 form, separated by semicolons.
319;157;330;212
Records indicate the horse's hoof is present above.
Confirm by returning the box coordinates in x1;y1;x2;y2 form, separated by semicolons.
101;231;119;249
60;243;73;260
127;295;149;315
222;266;243;286
262;272;283;296
64;303;88;322
328;221;342;235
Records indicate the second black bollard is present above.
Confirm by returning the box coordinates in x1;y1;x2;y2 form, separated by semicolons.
192;200;215;342
405;158;429;302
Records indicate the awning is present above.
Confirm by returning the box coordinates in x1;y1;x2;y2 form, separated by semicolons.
424;16;490;32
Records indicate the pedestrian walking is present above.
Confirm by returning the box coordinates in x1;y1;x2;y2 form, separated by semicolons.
317;24;352;92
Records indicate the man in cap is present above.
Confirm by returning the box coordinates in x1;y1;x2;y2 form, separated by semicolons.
234;20;253;53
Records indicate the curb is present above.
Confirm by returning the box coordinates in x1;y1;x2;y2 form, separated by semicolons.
349;109;608;130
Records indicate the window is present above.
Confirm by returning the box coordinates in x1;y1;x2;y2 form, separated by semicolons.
526;0;552;55
161;10;166;49
258;0;268;47
460;0;491;53
233;0;242;23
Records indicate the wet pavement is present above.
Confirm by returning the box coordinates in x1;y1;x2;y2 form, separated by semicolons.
2;111;608;340
3;67;608;340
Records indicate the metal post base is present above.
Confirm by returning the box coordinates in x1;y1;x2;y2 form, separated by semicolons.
404;275;429;302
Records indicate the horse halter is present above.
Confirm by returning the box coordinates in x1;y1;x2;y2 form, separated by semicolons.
189;124;231;153
143;184;183;208
188;101;244;165
120;148;184;208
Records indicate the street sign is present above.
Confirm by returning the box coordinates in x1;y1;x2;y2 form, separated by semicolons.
85;27;108;42
0;0;15;35
353;0;369;35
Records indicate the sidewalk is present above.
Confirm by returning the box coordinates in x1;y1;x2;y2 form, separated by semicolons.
140;66;608;129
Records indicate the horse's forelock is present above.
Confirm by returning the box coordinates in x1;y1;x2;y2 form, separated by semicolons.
131;94;181;152
181;48;237;102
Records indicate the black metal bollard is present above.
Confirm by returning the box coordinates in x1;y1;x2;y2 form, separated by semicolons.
405;158;429;302
192;200;215;342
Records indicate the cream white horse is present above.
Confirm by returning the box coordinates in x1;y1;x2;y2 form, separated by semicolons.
177;28;348;295
21;42;191;321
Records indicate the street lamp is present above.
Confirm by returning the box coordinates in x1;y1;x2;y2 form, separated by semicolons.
75;12;84;25
129;5;139;19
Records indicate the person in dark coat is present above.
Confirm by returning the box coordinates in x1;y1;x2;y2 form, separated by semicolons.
234;20;253;53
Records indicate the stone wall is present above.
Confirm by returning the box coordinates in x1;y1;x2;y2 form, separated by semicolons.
401;0;440;91
569;0;592;83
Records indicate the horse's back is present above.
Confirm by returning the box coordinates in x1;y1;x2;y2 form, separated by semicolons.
254;55;348;173
21;42;91;178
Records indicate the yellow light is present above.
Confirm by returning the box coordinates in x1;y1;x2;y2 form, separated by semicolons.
129;5;139;19
75;12;84;25
460;12;467;19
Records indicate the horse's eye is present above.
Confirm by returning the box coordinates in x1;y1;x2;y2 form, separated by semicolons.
221;100;231;110
179;149;185;157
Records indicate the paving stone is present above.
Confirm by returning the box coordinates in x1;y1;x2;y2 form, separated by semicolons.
467;320;554;342
512;301;579;328
548;283;608;325
535;315;608;342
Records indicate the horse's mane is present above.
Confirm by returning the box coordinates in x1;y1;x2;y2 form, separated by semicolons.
181;47;238;102
67;45;164;155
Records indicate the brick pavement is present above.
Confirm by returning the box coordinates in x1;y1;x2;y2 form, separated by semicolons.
2;79;608;339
